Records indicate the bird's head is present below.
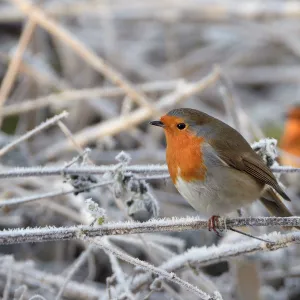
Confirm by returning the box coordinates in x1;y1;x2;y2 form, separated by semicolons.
150;108;213;140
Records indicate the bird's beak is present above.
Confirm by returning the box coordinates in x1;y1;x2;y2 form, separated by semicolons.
149;120;164;127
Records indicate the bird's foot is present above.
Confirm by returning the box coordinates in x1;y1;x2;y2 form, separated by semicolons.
208;215;222;236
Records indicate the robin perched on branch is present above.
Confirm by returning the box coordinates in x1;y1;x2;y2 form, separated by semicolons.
280;105;300;195
150;108;296;232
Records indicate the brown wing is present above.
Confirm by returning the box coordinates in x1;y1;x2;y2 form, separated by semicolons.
242;154;290;201
207;123;290;201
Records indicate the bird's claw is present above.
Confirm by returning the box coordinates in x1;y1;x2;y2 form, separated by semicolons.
208;215;222;236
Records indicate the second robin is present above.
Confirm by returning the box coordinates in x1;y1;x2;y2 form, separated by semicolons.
150;108;296;231
280;105;300;195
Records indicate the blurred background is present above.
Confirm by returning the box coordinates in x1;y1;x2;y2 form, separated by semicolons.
0;1;300;300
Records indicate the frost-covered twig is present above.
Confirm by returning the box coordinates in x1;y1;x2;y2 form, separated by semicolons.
87;237;215;300
131;231;297;292
0;164;299;179
2;256;13;300
10;0;156;112
102;238;135;299
0;18;36;112
55;246;94;300
0;180;114;207
0;164;168;179
270;166;300;173
14;285;27;300
0;260;104;300
0;111;69;157
218;68;243;133
1;216;300;245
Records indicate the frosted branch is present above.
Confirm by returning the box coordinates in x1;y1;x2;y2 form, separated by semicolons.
55;246;94;300
0;164;299;179
0;216;300;245
88;237;214;300
131;231;298;292
0;111;68;157
0;180;114;207
0;164;168;179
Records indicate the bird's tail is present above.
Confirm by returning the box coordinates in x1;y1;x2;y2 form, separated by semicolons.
260;187;300;230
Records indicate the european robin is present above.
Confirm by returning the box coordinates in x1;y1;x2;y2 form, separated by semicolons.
150;108;295;232
280;105;300;194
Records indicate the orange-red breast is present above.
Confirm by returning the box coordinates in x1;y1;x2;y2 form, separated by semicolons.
150;108;295;229
280;105;300;192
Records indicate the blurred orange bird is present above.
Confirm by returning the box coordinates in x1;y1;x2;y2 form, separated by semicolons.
280;105;300;191
150;108;296;231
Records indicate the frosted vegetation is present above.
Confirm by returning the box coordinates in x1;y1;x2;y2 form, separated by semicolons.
0;1;300;299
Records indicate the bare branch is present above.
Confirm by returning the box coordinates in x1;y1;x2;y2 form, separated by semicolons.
10;0;156;112
0;164;298;180
88;237;215;300
0;216;300;245
0;18;36;110
0;80;181;117
0;180;113;208
0;111;69;157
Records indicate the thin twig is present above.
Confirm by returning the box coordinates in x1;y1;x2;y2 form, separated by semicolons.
0;163;298;180
218;68;243;133
55;246;94;300
0;260;104;299
0;80;181;117
57;121;87;158
0;216;300;245
88;237;214;300
0;180;114;207
3;1;300;22
10;0;156;112
0;18;36;112
103;238;135;299
0;111;69;157
2;256;13;300
131;230;297;292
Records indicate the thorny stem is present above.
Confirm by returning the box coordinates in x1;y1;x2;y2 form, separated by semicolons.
1;216;300;245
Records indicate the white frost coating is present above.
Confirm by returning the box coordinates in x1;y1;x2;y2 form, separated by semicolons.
251;138;278;167
115;151;132;164
131;230;300;291
0;162;300;180
85;198;106;220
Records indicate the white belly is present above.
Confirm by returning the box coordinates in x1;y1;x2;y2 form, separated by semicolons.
175;166;264;216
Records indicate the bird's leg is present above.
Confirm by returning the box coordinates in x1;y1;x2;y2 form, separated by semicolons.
208;215;222;236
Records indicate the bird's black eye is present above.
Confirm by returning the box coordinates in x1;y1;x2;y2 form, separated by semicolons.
177;123;186;130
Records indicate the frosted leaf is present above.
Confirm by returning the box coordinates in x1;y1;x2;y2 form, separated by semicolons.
69;174;98;195
115;151;131;164
85;198;106;220
126;181;159;222
211;291;223;300
251;138;278;168
113;173;131;200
